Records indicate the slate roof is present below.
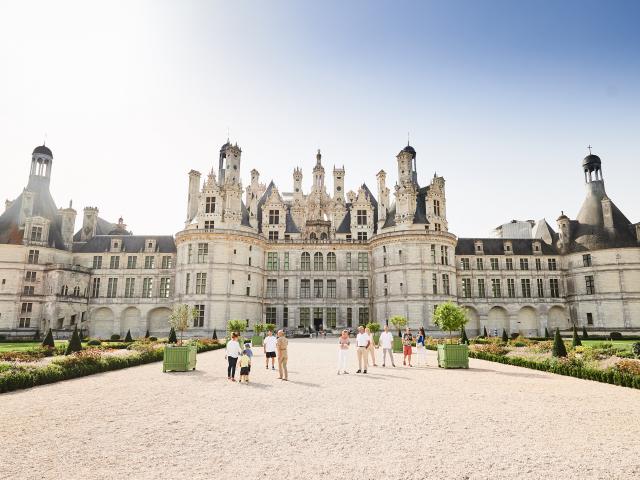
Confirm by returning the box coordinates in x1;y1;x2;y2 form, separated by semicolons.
73;216;124;241
285;206;300;233
455;238;558;256
72;235;176;253
336;208;352;233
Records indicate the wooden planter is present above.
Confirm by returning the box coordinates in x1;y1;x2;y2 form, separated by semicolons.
251;335;263;347
437;344;469;369
392;336;404;353
163;344;197;372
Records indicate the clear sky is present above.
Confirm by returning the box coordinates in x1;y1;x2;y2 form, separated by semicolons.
1;0;638;237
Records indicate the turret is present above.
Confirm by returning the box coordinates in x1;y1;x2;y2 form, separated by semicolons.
376;169;389;228
81;207;99;242
187;170;201;222
223;143;242;185
396;143;416;186
293;167;303;198
333;165;345;202
59;201;77;250
557;211;571;253
312;149;325;191
29;145;53;187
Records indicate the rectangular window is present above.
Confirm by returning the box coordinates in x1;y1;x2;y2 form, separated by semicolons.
194;304;205;327
197;243;208;263
161;256;172;269
440;246;448;265
31;226;43;242
433;199;441;216
91;278;101;297
326;253;336;270
490;258;499;270
107;278;118;298
431;245;436;263
356;209;367;225
347;279;353;298
266;307;277;324
462;278;471;298
478;278;486;298
536;278;544;297
314;253;323;271
432;273;438;294
300;308;310;328
110;256;120;269
347;308;353;328
520;258;529;270
300;279;311;298
160;278;171;298
357;232;368;241
506;258;513;270
21;302;33;314
282;307;289;328
327;279;336;298
19;317;31;328
144;256;155;269
23;285;35;295
124;278;135;298
283;252;290;270
92;256;102;269
492;278;501;298
283;278;289;298
521;278;532;298
142;277;153;298
358;279;369;298
358;307;369;324
268;231;279;240
185;273;190;294
549;278;560;298
346;252;352;270
187;244;193;264
585;275;595;295
28;249;39;264
586;312;593;325
205;196;216;214
442;274;450;295
267;279;277;297
25;271;37;282
314;279;323;298
204;220;214;230
476;258;484;270
461;258;470;270
507;278;516;298
246;286;251;296
267;252;279;270
195;273;207;294
326;308;337;329
127;256;137;269
358;252;369;271
269;210;280;225
535;258;542;271
548;258;557;271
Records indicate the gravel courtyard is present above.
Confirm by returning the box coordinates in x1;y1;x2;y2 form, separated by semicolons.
1;339;639;480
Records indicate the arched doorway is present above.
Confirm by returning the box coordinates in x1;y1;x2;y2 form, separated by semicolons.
487;306;509;336
517;306;538;337
464;306;480;336
547;306;568;330
148;307;172;336
91;307;114;339
121;307;142;338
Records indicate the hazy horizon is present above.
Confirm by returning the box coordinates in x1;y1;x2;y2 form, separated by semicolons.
1;0;638;238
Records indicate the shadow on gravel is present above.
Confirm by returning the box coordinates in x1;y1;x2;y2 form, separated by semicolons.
284;380;321;388
466;367;549;380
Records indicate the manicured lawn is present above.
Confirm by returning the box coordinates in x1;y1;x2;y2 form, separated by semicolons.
0;342;66;352
581;340;636;351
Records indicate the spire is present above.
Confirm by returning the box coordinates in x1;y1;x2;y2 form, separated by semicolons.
588;144;592;155
316;149;322;166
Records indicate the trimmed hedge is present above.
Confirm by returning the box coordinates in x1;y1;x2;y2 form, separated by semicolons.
0;342;225;394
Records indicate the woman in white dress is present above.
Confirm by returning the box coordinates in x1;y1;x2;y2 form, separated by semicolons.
337;329;350;374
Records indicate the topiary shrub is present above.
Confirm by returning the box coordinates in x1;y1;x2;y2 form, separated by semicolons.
582;326;589;340
552;327;567;358
145;330;150;338
110;334;121;341
212;329;218;340
610;332;623;340
149;336;158;342
460;327;469;345
572;325;582;347
41;328;55;348
482;326;488;338
124;330;133;342
544;327;550;339
633;342;640;358
86;339;102;346
501;329;509;343
168;327;177;344
65;326;83;355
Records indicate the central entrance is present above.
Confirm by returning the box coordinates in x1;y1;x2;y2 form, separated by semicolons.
313;307;323;331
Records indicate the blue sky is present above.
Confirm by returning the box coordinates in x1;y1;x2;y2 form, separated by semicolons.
0;0;638;236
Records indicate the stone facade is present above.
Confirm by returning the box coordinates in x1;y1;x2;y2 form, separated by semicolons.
0;143;638;339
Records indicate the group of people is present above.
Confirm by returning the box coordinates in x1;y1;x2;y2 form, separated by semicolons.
225;330;289;383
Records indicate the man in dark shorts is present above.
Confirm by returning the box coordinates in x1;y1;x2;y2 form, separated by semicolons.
263;330;277;370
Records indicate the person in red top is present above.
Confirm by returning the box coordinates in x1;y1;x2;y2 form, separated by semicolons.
402;327;413;367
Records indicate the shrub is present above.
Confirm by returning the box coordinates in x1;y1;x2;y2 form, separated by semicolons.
149;336;158;342
614;359;640;376
473;343;509;356
366;322;381;334
501;329;509;343
65;326;83;355
610;332;623;340
552;327;567;358
168;327;177;344
212;329;218;340
572;325;582;347
544;327;550;339
264;323;276;333
633;342;640;358
86;339;102;346
41;328;55;348
124;330;133;342
482;326;488;338
460;327;469;345
110;334;121;341
531;340;553;353
145;330;150;338
0;350;45;362
389;315;408;337
582;326;589;340
254;323;266;336
511;335;528;348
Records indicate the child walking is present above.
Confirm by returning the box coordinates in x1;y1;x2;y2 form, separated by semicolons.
239;349;251;383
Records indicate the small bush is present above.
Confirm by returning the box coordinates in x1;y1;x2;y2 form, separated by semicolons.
65;326;83;355
145;330;150;339
530;340;553;353
149;336;158;342
168;327;177;344
482;326;488;338
614;359;640;376
460;327;469;345
110;334;121;341
633;342;640;358
572;325;582;347
544;327;550;339
41;328;55;348
473;343;509;356
501;329;509;343
212;329;218;340
582;326;589;340
610;332;623;340
552;328;567;358
124;330;133;342
86;339;102;346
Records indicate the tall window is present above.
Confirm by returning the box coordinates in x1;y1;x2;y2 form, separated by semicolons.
160;278;171;298
521;278;532;298
358;279;369;298
476;258;484;270
440;246;448;265
506;258;513;270
92;256;102;269
300;308;310;328
549;278;560;298
313;252;323;271
107;278;118;298
326;252;336;270
127;256;137;269
548;258;557;271
477;279;486;298
490;258;499;270
282;307;289;327
125;278;135;298
327;279;336;298
347;279;353;298
194;304;205;327
269;210;280;225
197;243;208;263
266;279;277;297
442;274;450;294
268;231;279;241
30;226;43;242
204;220;214;230
461;258;470;270
433;199;441;216
91;278;101;297
142;277;153;298
585;275;595;295
346;252;352;270
507;278;516;298
28;249;39;264
356;210;367;225
205;196;216;213
535;258;542;271
301;252;311;270
358;252;369;271
266;307;277;324
430;245;436;263
536;278;544;297
23;285;35;295
314;279;323;298
187;244;193;264
583;254;592;267
432;273;438;294
300;279;310;298
185;273;190;294
492;278;501;298
144;256;155;269
347;308;353;327
161;256;172;269
283;279;289;297
110;256;120;269
283;252;290;270
462;278;471;298
195;273;207;294
326;308;337;329
358;307;369;324
357;232;368;241
267;252;279;270
586;312;593;325
520;258;529;270
25;271;37;282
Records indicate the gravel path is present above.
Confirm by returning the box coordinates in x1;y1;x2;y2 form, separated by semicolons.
1;339;639;480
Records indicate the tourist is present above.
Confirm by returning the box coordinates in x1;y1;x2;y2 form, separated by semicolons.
239;348;251;383
276;329;289;381
226;332;241;381
337;329;350;374
379;325;396;367
416;327;427;366
402;327;413;367
263;330;277;370
355;325;370;374
365;326;377;367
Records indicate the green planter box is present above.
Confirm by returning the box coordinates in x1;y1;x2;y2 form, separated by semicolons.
392;336;403;353
163;344;197;372
437;344;469;369
251;335;263;347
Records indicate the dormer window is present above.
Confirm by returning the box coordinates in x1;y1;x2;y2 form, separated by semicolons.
504;241;513;254
30;226;43;242
357;210;367;226
269;210;280;225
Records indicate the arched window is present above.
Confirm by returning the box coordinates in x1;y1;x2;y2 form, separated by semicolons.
320;232;327;240
301;252;311;270
314;252;323;271
327;252;336;271
310;232;317;240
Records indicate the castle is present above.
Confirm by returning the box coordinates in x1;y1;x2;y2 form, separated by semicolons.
1;141;639;338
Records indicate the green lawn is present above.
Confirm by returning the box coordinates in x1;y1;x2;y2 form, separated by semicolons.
0;341;66;352
581;339;636;352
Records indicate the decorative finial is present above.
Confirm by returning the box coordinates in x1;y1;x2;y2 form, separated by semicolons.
588;144;592;155
227;126;230;143
316;149;322;165
407;132;410;146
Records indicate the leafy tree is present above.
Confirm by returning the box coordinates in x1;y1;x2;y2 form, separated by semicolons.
254;323;266;336
366;322;381;334
432;303;468;344
460;327;469;345
65;326;82;355
168;303;197;345
552;327;567;357
124;329;133;342
168;327;177;344
389;315;407;337
572;325;582;347
41;328;55;348
227;319;247;338
265;323;276;333
544;327;550;339
501;329;509;343
582;326;589;340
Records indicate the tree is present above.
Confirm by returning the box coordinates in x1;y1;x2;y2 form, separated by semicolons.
227;319;247;338
572;325;582;347
41;328;55;348
212;329;218;340
582;326;589;340
254;323;266;337
168;303;197;345
168;327;178;344
265;323;276;333
552;327;567;357
432;303;468;344
482;326;488;338
124;329;133;342
366;322;381;334
65;326;82;355
501;329;509;343
389;316;407;337
544;327;550;339
460;326;469;345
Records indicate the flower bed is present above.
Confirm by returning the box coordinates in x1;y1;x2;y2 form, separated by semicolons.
0;340;225;394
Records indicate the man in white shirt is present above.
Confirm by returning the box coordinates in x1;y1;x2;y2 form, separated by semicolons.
263;330;277;370
355;325;370;374
225;333;241;381
378;325;396;367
